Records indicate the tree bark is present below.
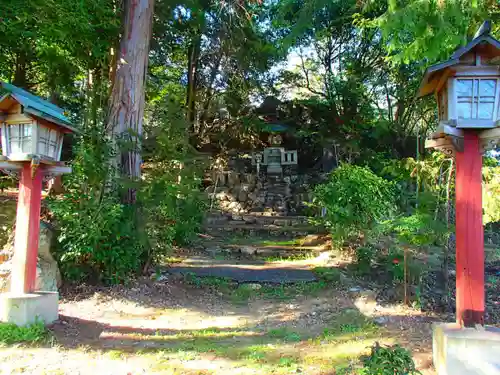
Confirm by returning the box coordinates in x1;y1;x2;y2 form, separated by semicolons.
107;0;155;204
13;51;28;89
186;35;202;129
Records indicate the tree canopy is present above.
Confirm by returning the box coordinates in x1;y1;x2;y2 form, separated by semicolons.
1;0;498;281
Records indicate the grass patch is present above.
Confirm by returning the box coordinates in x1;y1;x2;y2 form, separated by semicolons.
225;236;304;248
227;280;331;304
313;267;342;282
0;321;49;345
184;273;232;289
263;253;315;262
268;327;302;342
106;350;126;360
260;239;302;246
260;281;329;301
237;344;274;363
320;309;379;343
277;356;299;368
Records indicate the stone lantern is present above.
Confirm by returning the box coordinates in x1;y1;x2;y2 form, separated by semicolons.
418;22;500;375
0;82;75;326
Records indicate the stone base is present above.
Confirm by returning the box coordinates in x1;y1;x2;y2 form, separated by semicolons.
433;323;500;375
0;291;58;326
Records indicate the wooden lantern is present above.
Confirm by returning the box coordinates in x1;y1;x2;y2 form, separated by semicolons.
418;21;500;328
0;82;76;164
0;82;75;304
419;21;500;154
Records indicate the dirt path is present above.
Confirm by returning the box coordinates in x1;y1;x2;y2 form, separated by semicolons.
0;272;437;375
0;224;438;375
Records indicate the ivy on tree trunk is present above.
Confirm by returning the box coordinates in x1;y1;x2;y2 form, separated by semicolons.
107;0;155;204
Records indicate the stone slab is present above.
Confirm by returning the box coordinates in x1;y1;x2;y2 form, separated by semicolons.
0;291;58;326
433;323;500;375
168;266;317;283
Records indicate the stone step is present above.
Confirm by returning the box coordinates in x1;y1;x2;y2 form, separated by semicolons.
205;213;310;226
203;223;327;237
222;244;328;257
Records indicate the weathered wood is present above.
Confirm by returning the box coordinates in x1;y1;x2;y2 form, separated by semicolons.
107;0;155;204
455;131;484;327
11;164;43;293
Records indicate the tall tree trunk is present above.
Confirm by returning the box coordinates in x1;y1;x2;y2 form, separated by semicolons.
13;51;28;89
186;35;201;129
107;0;155;204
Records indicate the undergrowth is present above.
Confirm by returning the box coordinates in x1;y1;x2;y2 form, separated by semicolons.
0;321;49;345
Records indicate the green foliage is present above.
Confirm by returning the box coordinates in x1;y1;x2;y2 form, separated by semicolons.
371;211;448;252
384;249;406;282
184;274;231;289
313;165;396;243
313;267;342;282
49;133;144;284
141;95;207;259
0;321;48;345
268;327;302;342
0;174;15;192
365;0;496;65
354;246;373;275
361;344;420;375
483;165;500;225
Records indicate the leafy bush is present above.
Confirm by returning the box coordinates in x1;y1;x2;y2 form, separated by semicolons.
354;246;373;274
313;164;396;243
50;99;206;284
140;98;206;262
361;344;420;375
49;133;144;284
0;321;48;345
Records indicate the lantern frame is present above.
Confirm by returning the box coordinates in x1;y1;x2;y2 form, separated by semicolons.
1;121;64;162
0;82;76;165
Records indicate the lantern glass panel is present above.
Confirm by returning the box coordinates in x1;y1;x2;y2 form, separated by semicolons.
38;125;59;159
8;124;32;154
457;78;497;121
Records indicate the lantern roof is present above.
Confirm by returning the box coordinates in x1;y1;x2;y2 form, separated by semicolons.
0;82;76;132
418;21;500;98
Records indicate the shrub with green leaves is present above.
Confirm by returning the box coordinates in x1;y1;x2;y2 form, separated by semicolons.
361;344;420;375
140;98;206;258
49;133;144;284
313;164;396;243
50;99;206;284
354;246;373;274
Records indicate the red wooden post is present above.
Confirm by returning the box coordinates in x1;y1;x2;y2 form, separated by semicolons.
455;131;484;327
11;163;44;294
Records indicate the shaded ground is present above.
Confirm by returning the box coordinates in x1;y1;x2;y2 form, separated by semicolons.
0;245;438;375
0;201;445;374
167;256;317;283
0;277;437;375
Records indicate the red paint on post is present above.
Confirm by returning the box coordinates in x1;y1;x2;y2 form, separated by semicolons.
455;131;484;327
11;163;43;294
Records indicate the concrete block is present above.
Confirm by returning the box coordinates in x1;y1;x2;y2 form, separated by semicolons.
433;323;500;375
0;291;58;326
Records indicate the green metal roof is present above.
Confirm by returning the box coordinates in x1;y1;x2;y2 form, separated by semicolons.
0;82;76;132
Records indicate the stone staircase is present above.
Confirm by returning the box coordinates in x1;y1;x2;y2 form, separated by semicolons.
206;172;313;218
203;211;325;238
